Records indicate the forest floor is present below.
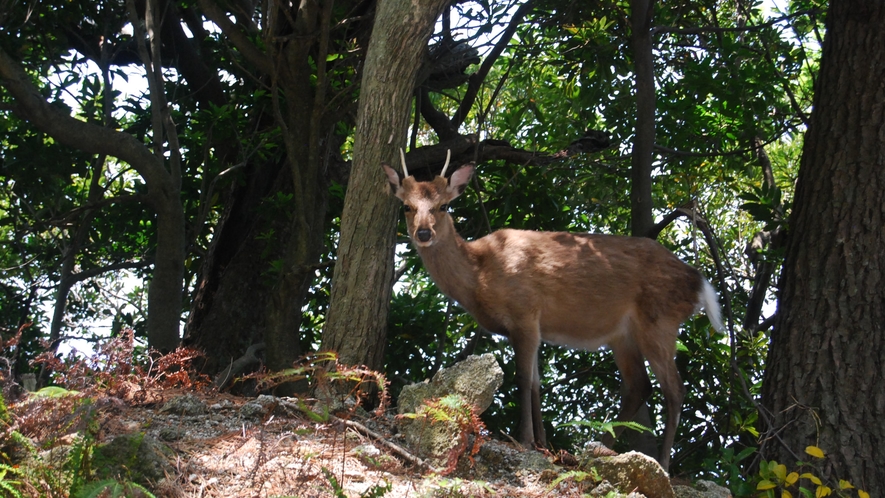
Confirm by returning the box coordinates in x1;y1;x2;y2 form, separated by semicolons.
3;338;720;497
7;385;591;498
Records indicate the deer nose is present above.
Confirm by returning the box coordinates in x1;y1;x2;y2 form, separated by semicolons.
416;229;432;242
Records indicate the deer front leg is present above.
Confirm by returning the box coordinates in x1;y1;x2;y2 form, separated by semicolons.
511;328;543;448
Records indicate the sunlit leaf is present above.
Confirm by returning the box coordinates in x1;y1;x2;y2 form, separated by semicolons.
805;446;825;459
757;480;777;491
800;473;822;485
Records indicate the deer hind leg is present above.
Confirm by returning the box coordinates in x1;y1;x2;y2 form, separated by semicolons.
530;353;545;446
640;323;685;472
602;335;653;449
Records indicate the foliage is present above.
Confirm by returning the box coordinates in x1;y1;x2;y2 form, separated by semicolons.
243;351;390;416
547;469;599;495
560;419;652;440
0;332;215;496
73;479;155;498
0;463;24;498
754;446;870;498
30;329;210;394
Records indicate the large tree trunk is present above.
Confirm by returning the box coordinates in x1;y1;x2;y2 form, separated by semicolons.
183;158;309;374
321;0;450;370
184;0;350;375
761;2;885;490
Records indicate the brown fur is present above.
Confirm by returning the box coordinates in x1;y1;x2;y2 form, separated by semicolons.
382;162;721;471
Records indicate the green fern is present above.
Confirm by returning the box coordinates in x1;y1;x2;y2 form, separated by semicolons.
0;463;24;498
561;419;652;439
547;469;599;492
74;479;155;498
321;467;348;498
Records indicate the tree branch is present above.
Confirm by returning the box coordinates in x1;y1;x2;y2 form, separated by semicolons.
451;0;535;129
651;10;817;37
197;0;274;75
0;48;171;201
69;260;154;284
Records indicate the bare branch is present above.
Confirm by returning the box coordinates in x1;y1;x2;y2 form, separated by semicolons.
69;260;154;284
451;0;535;129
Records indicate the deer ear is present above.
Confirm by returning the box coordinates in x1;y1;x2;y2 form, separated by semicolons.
382;164;404;197
447;164;474;199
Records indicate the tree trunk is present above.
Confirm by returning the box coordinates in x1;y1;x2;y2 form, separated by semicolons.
184;0;342;375
623;0;660;460
630;0;655;238
146;185;187;353
321;0;450;370
761;2;885;490
183;158;293;372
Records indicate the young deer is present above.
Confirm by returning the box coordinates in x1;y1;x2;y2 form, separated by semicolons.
383;151;723;470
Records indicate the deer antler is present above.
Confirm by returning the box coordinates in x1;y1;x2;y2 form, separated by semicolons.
440;149;452;178
399;148;409;178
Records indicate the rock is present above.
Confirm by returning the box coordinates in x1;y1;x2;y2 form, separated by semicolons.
589;480;617;496
398;353;503;415
160;394;207;416
674;479;733;498
157;426;187;441
396;354;504;470
585;451;675;498
239;394;278;419
471;440;554;476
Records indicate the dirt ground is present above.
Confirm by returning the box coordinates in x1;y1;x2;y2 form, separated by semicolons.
7;387;589;498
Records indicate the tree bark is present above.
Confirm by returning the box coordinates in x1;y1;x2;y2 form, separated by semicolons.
630;0;655;237
761;2;885;490
321;0;450;370
184;0;355;375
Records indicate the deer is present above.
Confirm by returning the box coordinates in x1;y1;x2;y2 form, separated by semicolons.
383;150;724;471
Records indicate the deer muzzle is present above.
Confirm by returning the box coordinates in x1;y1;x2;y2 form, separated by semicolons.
416;228;432;243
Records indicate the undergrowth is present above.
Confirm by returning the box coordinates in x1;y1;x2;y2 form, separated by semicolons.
0;329;205;497
755;446;870;498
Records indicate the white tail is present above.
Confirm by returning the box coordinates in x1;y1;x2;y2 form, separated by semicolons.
383;152;723;470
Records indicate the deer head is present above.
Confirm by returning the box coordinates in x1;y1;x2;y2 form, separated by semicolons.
383;149;473;248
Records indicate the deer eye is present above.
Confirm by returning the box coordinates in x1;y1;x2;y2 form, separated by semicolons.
403;205;412;212
440;204;449;212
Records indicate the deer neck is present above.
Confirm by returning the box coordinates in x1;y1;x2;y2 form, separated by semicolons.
414;224;479;310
